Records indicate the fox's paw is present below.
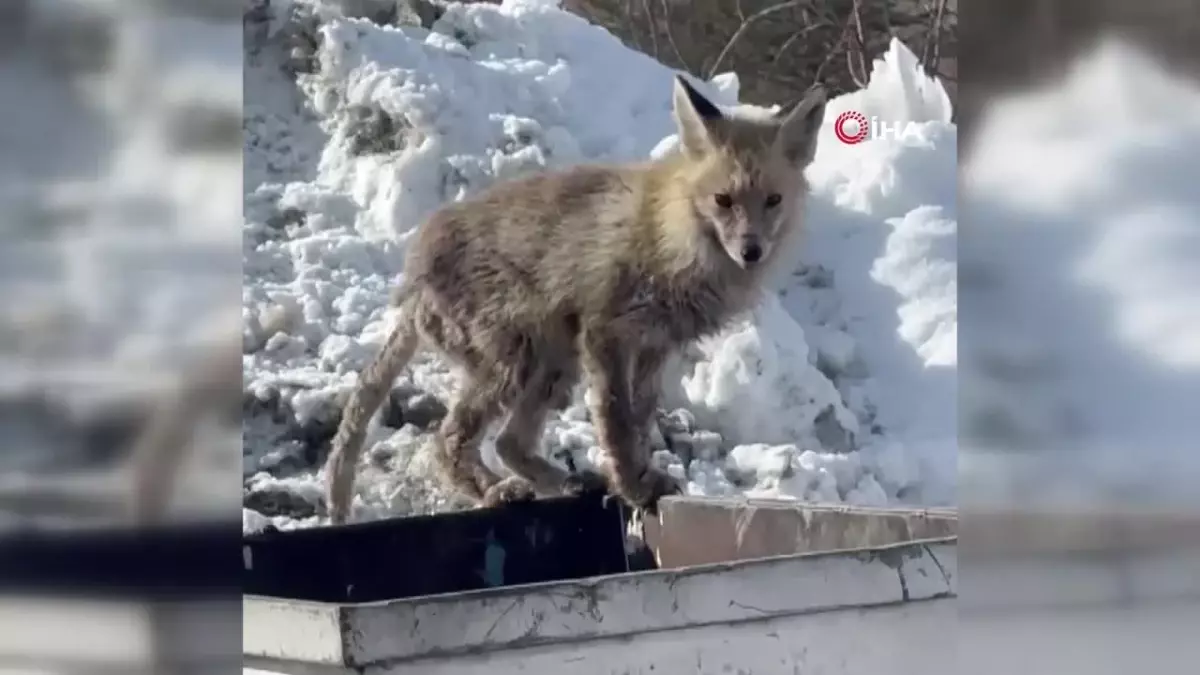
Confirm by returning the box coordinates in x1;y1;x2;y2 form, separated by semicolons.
325;504;350;527
470;466;503;500
480;475;538;508
562;469;610;497
433;451;501;504
614;466;683;515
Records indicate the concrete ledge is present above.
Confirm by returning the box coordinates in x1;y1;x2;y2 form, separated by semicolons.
243;501;961;673
644;496;957;568
243;536;957;669
242;493;629;604
305;598;957;675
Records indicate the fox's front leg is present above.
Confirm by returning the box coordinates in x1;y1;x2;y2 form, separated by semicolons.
581;329;681;511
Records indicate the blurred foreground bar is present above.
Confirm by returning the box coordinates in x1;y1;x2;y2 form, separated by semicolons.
0;595;241;674
962;508;1200;674
0;0;244;673
0;520;241;674
0;522;240;598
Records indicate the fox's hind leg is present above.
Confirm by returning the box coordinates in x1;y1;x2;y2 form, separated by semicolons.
482;362;596;506
434;378;505;502
412;294;505;502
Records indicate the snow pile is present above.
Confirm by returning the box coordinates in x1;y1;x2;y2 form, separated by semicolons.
0;3;243;525
242;0;957;529
960;39;1200;506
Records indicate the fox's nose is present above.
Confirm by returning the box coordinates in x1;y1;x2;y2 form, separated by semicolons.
741;242;763;264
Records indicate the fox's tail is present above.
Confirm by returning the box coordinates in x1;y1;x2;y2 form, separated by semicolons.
324;300;420;525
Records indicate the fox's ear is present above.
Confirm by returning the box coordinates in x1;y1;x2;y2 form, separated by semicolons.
775;86;827;165
672;75;722;157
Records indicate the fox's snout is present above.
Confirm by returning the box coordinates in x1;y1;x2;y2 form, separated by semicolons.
739;237;763;264
719;231;769;268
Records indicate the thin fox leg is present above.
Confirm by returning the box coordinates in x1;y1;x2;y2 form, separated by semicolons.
482;367;575;506
629;346;669;441
325;320;420;525
581;328;680;511
434;379;504;502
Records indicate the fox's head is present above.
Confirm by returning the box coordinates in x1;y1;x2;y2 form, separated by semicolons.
670;75;826;269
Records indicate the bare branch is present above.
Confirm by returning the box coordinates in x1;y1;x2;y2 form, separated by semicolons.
846;0;869;88
706;0;805;80
930;0;948;74
770;5;823;66
562;0;955;108
773;22;822;65
658;0;693;73
811;6;857;89
622;0;645;53
921;0;948;74
641;0;661;59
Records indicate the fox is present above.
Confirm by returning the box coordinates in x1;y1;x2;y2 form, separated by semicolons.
323;75;827;525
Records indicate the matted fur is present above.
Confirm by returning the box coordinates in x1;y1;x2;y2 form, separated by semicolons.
323;76;827;524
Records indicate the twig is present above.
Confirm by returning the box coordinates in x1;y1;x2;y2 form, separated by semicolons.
623;0;646;53
846;0;869;88
641;0;661;59
920;0;948;74
706;0;805;79
930;0;948;74
772;8;824;65
659;0;694;72
920;0;935;66
812;7;857;89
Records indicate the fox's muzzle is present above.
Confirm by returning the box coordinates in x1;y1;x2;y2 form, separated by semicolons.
741;241;763;264
733;234;766;267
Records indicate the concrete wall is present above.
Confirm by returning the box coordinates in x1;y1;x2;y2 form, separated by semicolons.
250;598;954;674
243;537;957;675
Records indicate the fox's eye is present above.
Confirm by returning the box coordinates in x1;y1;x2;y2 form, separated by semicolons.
714;193;733;209
764;193;782;208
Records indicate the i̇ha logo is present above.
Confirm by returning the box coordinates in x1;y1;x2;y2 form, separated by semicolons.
834;110;869;144
833;110;922;144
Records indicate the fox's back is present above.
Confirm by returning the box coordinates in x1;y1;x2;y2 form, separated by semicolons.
404;164;652;327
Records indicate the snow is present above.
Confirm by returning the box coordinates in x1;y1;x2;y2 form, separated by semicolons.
1;2;242;525
242;0;958;530
960;38;1200;507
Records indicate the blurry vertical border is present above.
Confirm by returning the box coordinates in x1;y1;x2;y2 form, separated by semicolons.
0;0;245;671
958;0;1200;674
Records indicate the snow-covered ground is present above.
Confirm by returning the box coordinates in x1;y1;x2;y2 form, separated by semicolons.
241;0;958;530
0;1;243;526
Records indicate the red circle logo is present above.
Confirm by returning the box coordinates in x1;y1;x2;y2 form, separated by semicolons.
834;110;869;144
